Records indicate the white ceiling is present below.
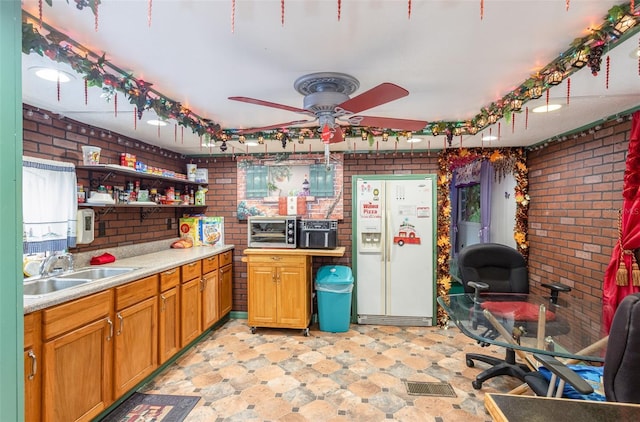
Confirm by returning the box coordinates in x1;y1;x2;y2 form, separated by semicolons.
20;0;640;157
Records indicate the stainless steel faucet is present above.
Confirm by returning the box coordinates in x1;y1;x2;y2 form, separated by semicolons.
40;253;75;277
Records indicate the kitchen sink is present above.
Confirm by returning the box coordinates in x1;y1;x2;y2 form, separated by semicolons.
23;277;91;296
55;267;138;281
24;267;139;297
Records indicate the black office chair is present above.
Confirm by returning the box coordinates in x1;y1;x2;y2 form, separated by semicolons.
524;292;640;403
458;243;571;389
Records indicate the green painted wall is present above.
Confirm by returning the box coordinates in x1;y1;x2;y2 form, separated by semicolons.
0;1;24;420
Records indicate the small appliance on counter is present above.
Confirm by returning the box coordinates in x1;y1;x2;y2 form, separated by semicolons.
297;219;338;249
247;216;298;248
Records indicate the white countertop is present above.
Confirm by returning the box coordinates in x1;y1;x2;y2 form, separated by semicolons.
23;245;234;314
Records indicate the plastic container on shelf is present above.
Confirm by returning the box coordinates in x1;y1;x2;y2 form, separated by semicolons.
81;145;101;165
315;265;354;333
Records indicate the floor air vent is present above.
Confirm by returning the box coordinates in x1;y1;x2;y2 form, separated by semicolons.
405;381;457;397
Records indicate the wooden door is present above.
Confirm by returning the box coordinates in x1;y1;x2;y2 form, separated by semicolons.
42;317;113;422
24;312;41;422
158;286;180;364
247;263;279;325
113;296;158;398
181;277;202;346
219;263;233;317
277;263;308;327
201;269;219;330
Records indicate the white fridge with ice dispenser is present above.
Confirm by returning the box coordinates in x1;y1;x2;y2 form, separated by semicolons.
353;174;437;326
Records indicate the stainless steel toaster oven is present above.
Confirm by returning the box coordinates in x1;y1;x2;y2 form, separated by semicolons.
247;216;298;248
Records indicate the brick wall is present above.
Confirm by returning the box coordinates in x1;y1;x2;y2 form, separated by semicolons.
204;152;440;311
527;117;631;307
23;104;190;251
23;103;634;314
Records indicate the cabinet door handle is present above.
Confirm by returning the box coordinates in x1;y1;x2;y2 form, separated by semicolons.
27;350;37;380
106;317;113;341
163;269;177;275
117;313;124;335
188;262;198;267
200;278;205;291
161;294;166;311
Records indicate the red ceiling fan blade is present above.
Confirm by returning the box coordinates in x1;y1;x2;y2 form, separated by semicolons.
337;83;409;115
237;120;313;134
329;125;344;144
355;116;428;131
228;96;309;114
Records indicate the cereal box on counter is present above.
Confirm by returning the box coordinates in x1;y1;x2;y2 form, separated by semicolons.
200;217;224;247
179;217;202;246
179;216;224;247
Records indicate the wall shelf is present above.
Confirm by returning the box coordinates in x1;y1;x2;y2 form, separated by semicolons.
77;164;207;187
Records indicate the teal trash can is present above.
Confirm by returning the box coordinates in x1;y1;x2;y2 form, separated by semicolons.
315;265;354;333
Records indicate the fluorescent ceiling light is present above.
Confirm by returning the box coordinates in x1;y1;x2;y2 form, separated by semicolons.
482;135;498;141
407;137;422;143
245;141;259;146
532;104;562;113
147;119;168;126
31;67;75;83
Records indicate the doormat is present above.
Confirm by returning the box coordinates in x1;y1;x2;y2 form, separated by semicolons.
99;393;200;422
405;381;457;397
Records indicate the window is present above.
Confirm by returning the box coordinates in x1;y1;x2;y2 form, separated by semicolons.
459;183;481;223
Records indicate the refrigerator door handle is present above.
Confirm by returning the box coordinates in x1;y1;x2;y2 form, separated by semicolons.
386;212;391;262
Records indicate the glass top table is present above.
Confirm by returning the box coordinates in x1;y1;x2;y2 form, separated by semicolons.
438;293;607;363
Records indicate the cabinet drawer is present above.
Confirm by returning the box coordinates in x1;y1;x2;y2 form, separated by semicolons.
181;260;202;282
160;267;180;291
219;250;232;267
24;312;40;349
116;274;159;310
248;255;306;265
42;289;113;340
202;254;219;274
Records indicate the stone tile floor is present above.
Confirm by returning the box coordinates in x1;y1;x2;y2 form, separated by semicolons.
140;319;525;421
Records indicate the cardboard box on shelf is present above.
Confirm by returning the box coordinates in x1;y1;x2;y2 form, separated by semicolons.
195;168;208;183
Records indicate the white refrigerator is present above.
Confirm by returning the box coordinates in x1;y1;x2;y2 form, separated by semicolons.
353;175;437;326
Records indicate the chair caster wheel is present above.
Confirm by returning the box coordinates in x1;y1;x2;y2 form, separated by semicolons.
472;380;482;390
466;359;475;368
250;327;257;334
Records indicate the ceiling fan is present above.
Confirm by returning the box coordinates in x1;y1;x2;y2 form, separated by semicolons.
229;72;428;144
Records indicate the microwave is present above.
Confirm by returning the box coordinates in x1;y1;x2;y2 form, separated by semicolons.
297;219;338;249
247;216;298;248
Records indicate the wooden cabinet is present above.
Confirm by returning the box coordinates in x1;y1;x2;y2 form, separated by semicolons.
113;275;158;398
158;267;181;364
41;290;114;422
180;260;202;346
219;250;233;317
247;254;312;335
201;254;219;330
24;311;41;422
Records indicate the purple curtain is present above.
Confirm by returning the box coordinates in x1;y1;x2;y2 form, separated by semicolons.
479;161;493;243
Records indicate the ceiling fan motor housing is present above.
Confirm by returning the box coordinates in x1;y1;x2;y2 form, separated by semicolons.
295;72;360;115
